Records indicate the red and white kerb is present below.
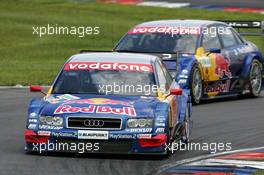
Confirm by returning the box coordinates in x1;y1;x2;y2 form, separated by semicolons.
128;26;200;35
64;62;153;72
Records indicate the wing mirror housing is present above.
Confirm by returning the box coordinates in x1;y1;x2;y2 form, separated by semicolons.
209;48;221;54
206;48;221;56
29;85;46;95
170;88;183;96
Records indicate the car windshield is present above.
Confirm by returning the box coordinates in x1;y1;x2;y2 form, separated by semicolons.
115;33;198;54
52;62;157;96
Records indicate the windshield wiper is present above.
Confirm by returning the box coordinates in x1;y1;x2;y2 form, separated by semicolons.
114;49;142;53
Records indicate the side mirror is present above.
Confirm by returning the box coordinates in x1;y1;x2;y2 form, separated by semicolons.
170;88;183;96
29;85;46;95
209;48;221;54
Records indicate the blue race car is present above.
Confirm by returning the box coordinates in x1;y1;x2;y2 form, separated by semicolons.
114;20;264;104
24;52;192;155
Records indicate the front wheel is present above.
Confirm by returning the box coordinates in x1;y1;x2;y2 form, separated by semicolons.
190;65;203;105
249;59;262;97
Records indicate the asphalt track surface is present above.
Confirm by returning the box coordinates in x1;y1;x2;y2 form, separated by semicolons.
0;89;264;175
158;0;264;8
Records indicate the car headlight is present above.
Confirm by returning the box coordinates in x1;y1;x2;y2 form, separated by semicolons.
126;119;153;128
39;116;63;126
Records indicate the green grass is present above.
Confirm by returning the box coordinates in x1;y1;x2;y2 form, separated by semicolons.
0;0;263;85
254;171;264;175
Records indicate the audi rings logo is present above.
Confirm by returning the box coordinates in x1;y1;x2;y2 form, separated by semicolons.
84;119;104;127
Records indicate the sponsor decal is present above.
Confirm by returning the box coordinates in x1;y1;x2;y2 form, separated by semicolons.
126;128;152;133
199;56;211;68
179;75;188;79
28;119;38;123
78;130;109;140
156;123;165;127
29;112;37;118
45;97;60;104
54;105;136;116
38;131;51;136
214;55;232;79
242;89;250;94
128;26;200;35
109;134;136;139
155;128;165;133
181;69;189;74
140;96;154;99
54;105;95;114
64;62;153;72
235;45;254;54
57;94;80;101
137;134;152;139
178;79;187;84
28;124;37;129
39;125;63;130
204;81;230;93
52;131;77;138
156;116;166;122
45;95;80;104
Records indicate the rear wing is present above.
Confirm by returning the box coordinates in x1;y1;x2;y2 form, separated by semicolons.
223;21;264;36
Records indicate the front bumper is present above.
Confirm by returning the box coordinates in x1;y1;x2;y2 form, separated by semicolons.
24;129;168;155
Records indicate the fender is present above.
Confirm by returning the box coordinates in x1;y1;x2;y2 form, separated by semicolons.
240;51;263;78
154;102;170;134
172;89;192;141
177;56;200;89
28;98;45;117
177;89;190;123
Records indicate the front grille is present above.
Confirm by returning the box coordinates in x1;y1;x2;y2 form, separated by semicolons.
67;117;122;130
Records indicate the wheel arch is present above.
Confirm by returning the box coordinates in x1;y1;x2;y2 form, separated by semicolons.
177;57;202;89
177;90;191;123
240;52;263;78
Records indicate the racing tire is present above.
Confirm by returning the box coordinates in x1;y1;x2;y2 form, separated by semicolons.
190;65;203;105
164;114;172;157
181;106;191;145
249;59;262;97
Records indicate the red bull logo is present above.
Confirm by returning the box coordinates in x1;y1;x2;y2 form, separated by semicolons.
54;105;136;116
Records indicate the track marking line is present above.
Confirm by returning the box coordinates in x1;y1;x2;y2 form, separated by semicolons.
153;146;264;175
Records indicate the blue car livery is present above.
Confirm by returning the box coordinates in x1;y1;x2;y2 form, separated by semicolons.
114;20;264;104
24;52;192;155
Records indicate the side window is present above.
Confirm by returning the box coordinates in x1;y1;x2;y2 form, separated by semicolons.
232;29;244;45
219;27;238;48
119;36;135;50
155;62;169;92
159;61;173;86
202;27;222;52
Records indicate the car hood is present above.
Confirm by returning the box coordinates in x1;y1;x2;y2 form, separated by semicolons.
39;94;163;118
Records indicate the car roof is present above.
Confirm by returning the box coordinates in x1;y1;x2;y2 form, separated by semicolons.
135;19;226;28
68;52;157;64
